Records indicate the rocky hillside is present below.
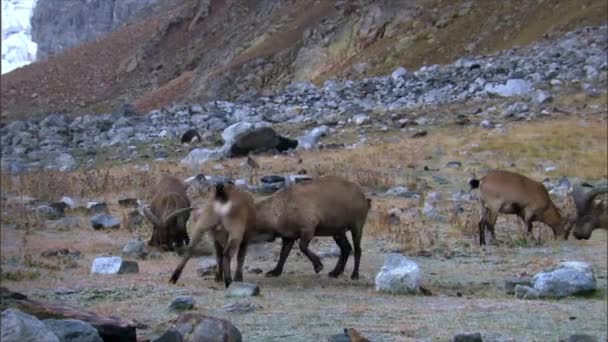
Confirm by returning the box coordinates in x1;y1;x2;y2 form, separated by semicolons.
1;0;606;119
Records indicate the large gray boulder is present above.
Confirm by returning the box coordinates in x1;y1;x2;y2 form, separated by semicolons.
122;238;147;259
375;253;421;294
173;313;242;342
43;319;103;342
1;308;60;342
532;261;596;298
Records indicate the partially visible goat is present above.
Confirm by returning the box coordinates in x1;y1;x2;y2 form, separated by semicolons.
144;175;193;250
570;185;608;240
469;170;570;245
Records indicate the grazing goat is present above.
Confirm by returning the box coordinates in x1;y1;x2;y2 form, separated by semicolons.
469;170;570;245
256;176;371;280
170;183;271;287
570;185;608;240
144;175;192;250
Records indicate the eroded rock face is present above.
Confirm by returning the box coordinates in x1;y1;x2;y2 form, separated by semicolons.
31;0;160;59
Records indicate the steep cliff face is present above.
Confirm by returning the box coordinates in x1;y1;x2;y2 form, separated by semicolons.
30;0;160;59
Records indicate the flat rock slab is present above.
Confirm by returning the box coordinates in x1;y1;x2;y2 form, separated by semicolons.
43;318;103;342
90;257;139;275
90;214;120;230
169;296;195;312
225;282;260;297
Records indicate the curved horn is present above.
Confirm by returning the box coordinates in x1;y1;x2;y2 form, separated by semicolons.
573;185;608;215
571;184;587;214
143;205;162;227
163;207;195;225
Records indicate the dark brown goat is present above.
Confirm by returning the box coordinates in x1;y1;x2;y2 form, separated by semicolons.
144;175;193;251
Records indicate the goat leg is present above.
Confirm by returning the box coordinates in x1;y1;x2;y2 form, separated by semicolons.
266;237;295;277
328;233;351;278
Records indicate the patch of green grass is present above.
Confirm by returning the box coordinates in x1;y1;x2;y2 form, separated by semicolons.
0;268;40;281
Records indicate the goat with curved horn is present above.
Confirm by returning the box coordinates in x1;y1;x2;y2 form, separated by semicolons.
144;175;192;251
570;184;608;240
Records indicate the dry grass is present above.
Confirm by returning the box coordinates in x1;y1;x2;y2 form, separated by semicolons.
438;117;608;180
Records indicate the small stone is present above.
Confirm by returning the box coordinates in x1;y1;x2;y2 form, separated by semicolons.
40;248;70;258
35;205;63;220
90;257;139;274
480;120;494;129
169;296;196;312
391;66;408;79
220;301;262;314
514;285;540;299
445;161;462;168
46;216;81;230
196;258;218;277
86;202;108;214
122;239;147;259
90;214;120;230
505;276;533;295
453;332;483;342
225;282;260;297
411;130;428;138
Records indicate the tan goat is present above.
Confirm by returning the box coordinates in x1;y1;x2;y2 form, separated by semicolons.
570;184;608;240
143;175;193;251
469;170;570;245
256;176;371;280
170;182;272;287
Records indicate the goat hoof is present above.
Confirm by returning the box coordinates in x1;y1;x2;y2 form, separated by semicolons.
265;269;282;277
328;270;341;278
314;263;323;274
351;273;359;280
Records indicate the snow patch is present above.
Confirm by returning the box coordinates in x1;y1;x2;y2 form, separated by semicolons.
2;0;38;74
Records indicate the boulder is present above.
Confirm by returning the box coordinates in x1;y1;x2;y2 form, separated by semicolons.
90;257;139;275
532;261;596;298
90;214;120;230
152;328;183;342
485;79;534;98
229;127;279;157
1;308;60;342
173;313;242;342
375;253;421;294
452;332;483;342
43;318;103;342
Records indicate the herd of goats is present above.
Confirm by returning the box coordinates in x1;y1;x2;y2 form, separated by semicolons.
139;168;607;288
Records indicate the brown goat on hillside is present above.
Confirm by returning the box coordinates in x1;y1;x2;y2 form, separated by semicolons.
469;170;571;245
256;176;371;280
570;184;608;240
170;183;273;287
144;175;193;251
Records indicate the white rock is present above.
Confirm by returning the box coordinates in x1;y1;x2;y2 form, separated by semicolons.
375;253;421;294
90;256;139;274
391;66;408;79
485;79;534;97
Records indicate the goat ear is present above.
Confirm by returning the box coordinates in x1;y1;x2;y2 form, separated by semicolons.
143;205;162;227
164;207;195;224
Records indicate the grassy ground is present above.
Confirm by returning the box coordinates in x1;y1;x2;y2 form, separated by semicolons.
1;115;607;341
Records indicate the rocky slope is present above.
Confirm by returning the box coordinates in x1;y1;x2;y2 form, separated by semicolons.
1;24;606;174
1;0;606;119
30;0;161;60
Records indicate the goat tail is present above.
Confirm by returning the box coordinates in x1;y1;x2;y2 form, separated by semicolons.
469;178;480;189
